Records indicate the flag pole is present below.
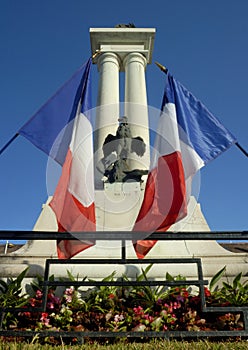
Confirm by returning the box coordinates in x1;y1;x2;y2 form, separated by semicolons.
155;61;248;159
235;142;248;157
0;133;19;156
155;61;168;74
92;50;101;59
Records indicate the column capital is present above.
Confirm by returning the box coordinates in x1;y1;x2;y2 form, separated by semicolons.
90;27;155;72
123;52;147;70
96;52;121;72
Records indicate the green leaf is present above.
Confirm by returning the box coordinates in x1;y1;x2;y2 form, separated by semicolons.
66;270;76;282
143;263;153;276
13;299;29;308
233;272;242;290
121;273;130;282
165;272;174;282
209;266;226;291
136;264;153;282
0;280;8;292
102;271;116;282
222;281;233;291
16;267;29;287
141;268;149;282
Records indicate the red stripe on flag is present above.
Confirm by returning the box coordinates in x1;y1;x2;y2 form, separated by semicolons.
57;222;94;259
133;151;187;258
50;149;95;259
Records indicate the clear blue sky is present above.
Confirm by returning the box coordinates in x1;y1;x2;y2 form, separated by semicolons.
0;0;247;239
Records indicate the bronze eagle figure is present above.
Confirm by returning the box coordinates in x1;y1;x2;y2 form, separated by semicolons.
102;117;146;160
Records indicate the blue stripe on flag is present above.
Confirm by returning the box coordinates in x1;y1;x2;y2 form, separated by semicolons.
163;73;237;164
19;59;92;165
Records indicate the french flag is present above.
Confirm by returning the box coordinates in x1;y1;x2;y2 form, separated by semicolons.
133;72;237;259
19;59;96;258
49;60;96;258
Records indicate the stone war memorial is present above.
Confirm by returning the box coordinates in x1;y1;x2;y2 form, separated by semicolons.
0;27;248;338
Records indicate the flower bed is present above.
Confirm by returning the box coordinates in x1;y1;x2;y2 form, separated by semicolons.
0;265;247;344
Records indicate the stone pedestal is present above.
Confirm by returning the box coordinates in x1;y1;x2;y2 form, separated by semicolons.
1;195;247;287
10;194;238;261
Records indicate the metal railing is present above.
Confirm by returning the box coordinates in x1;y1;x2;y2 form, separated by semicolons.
0;230;247;340
0;230;248;241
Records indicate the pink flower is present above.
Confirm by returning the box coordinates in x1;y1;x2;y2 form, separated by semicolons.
144;314;154;322
114;314;124;322
65;287;74;295
65;295;72;303
36;290;43;299
133;306;143;315
47;302;54;309
40;312;50;326
173;301;181;309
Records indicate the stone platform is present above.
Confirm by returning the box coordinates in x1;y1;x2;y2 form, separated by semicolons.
0;189;247;288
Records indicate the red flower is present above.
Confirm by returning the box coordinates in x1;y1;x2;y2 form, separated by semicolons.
40;312;49;320
108;293;115;299
204;287;211;297
133;306;144;315
29;298;36;307
182;289;189;298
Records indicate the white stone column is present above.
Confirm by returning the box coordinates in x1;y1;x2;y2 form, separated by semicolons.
123;52;150;171
94;52;120;187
